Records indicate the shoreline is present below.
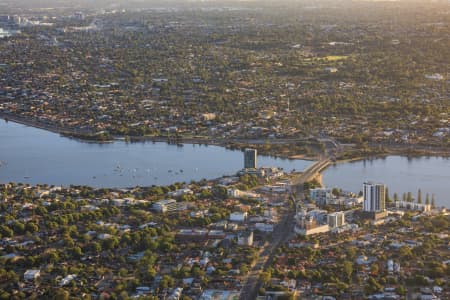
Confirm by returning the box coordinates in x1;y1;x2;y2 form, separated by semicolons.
1;117;449;207
0;114;320;160
2;113;450;162
0;112;90;137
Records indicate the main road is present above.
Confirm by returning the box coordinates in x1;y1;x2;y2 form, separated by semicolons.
239;158;331;300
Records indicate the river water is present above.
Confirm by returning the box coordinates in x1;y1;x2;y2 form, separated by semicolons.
1;120;449;207
0;120;311;188
322;156;450;208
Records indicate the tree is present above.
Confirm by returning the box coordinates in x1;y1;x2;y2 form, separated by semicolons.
103;237;119;250
365;277;382;294
396;286;406;295
0;291;10;300
346;247;357;260
407;192;413;202
239;264;249;275
398;246;413;261
12;221;25;235
332;188;341;197
71;247;83;259
89;242;102;254
385;187;390;203
0;225;13;238
260;271;271;286
45;251;60;264
370;263;379;275
343;261;353;283
159;275;175;289
277;294;294;300
212;186;228;199
25;222;39;233
52;289;69;300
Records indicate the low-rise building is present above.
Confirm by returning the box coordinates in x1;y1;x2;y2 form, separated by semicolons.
168;188;193;198
200;289;241;300
152;199;186;213
310;188;333;205
227;188;262;200
229;212;247;222
395;201;431;212
255;222;274;232
327;211;345;228
237;231;253;246
294;224;330;236
60;274;77;286
24;269;40;281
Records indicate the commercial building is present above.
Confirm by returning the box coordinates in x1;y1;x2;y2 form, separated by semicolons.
294;223;330;236
363;182;386;212
294;210;330;235
244;148;257;169
327;211;345;228
310;188;333;205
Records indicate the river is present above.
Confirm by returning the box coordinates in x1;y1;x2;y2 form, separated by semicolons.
1;120;449;207
322;156;450;208
0;120;311;188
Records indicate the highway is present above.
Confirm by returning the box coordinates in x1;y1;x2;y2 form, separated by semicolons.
239;159;330;300
238;198;296;300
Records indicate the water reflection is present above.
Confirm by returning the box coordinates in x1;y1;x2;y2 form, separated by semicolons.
0;121;312;188
323;156;450;208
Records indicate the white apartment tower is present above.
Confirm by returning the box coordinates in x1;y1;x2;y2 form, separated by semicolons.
363;182;386;212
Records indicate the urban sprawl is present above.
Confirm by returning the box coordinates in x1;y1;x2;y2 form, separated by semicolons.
0;1;449;299
0;149;448;299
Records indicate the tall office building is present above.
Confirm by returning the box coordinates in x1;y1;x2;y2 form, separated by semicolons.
244;148;257;169
363;182;386;212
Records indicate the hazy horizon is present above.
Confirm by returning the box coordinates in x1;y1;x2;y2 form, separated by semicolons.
1;0;448;10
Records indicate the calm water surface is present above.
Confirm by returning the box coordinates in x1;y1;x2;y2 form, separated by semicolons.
323;156;450;207
0;121;311;187
1;121;449;207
